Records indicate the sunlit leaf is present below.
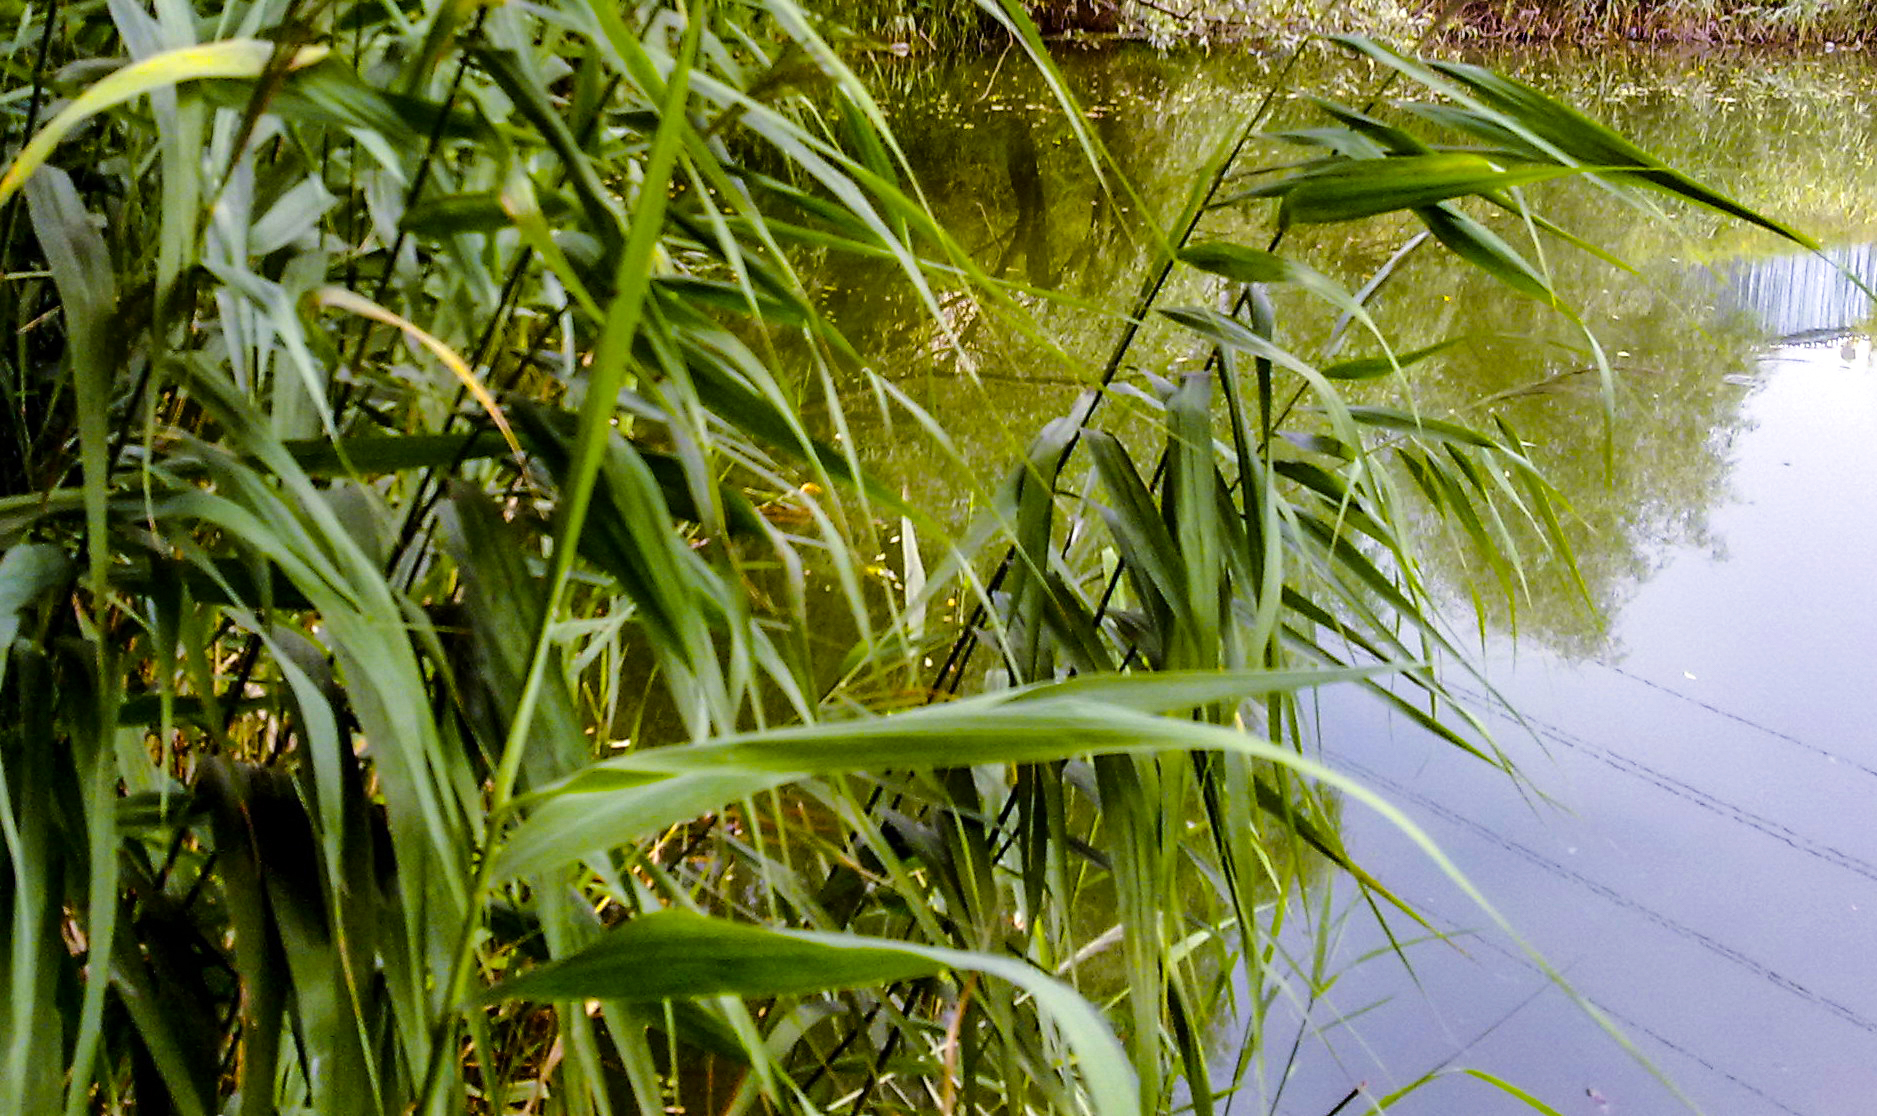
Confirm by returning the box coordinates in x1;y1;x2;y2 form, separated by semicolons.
0;40;328;205
1246;154;1589;225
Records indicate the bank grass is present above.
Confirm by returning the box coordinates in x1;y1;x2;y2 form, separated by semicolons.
1449;0;1877;43
0;0;1819;1110
809;0;1877;49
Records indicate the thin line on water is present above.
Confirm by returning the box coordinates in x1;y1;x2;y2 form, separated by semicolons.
1332;754;1877;1041
1332;897;1816;1116
1597;663;1877;782
1440;681;1877;887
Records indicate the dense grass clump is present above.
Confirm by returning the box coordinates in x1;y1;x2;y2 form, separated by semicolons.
0;0;1822;1110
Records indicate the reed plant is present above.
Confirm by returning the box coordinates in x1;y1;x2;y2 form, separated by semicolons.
0;0;1817;1110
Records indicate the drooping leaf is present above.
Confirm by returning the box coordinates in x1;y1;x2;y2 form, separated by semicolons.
1181;241;1402;361
1427;58;1821;249
399;189;579;237
0;40;329;205
477;908;947;1002
24;169;117;585
1344;405;1505;450
0;546;71;684
479;909;1141;1116
1416;202;1558;304
1322;337;1467;380
999;665;1406;713
1246;154;1588;225
1159;307;1318;377
196;59;491;144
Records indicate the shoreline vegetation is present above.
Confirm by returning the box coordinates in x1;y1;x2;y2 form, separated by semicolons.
1444;0;1877;46
0;0;1845;1102
857;0;1877;50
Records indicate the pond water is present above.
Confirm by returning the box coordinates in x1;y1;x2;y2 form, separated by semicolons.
845;42;1877;1116
1302;268;1877;1116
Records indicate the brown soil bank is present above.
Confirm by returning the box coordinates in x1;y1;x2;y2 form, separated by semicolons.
1442;0;1877;45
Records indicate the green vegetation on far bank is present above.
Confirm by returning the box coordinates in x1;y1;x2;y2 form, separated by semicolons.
1450;0;1877;45
820;0;1877;50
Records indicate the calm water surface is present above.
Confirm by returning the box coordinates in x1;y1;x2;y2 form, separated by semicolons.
1308;304;1877;1116
857;43;1877;1115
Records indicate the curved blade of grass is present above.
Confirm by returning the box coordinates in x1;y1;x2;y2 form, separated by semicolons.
1459;1068;1567;1114
481;688;1622;1095
969;0;1171;262
1416;202;1557;304
1322;338;1467;381
1245;155;1590;225
1000;665;1407;713
1345;406;1501;450
1335;35;1820;251
311;287;525;464
473;46;627;259
0;547;70;688
1306;96;1431;155
1180;241;1396;356
477;908;1141;1116
1426;58;1820;250
1085;430;1183;623
23;171;115;587
196;62;490;144
0;39;329;205
497;696;1444;885
477;908;948;1003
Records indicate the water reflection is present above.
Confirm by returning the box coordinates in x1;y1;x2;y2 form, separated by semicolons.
1717;242;1877;340
844;44;1877;660
843;42;1877;1115
1301;326;1877;1116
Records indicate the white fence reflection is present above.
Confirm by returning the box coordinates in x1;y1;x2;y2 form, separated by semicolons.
1715;242;1877;342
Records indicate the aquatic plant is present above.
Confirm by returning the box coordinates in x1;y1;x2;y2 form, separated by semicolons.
0;0;1817;1110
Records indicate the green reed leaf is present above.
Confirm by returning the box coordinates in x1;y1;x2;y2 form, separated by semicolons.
480;909;1142;1116
1249;154;1588;225
478;909;947;1003
0;40;328;205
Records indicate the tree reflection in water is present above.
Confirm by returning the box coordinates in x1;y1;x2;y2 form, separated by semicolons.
826;45;1877;659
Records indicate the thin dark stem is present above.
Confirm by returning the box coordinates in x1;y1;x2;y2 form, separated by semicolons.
330;6;490;420
0;0;62;269
838;983;925;1115
0;0;63;478
930;33;1310;698
379;74;620;588
381;246;538;580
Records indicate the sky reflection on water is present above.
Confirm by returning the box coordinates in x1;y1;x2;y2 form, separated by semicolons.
1294;258;1877;1115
